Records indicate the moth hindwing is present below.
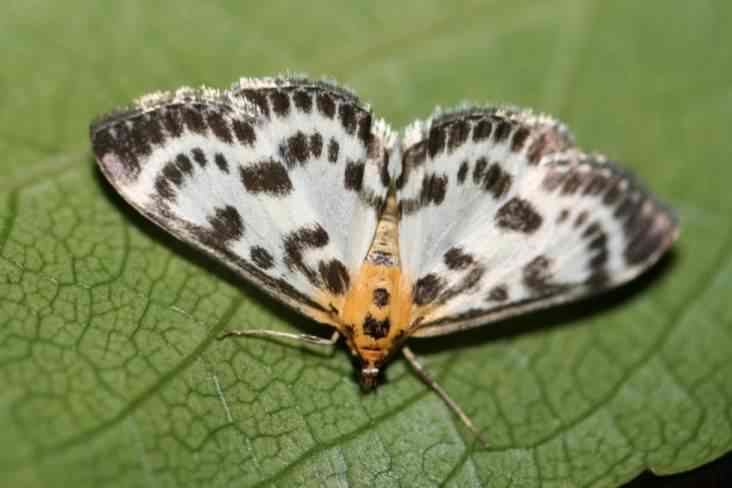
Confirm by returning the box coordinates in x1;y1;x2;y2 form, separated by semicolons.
92;76;678;444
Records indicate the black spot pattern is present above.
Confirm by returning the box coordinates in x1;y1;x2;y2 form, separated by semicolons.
357;113;371;147
328;138;339;163
421;173;448;205
280;131;309;167
557;208;570;223
438;266;484;304
317;92;335;118
493;119;511;142
473;118;492;141
278;131;327;167
214;153;229;173
240;159;293;196
270;90;290;117
175;154;193;176
603;175;625;205
232;120;256;146
129;119;152;157
373;288;390;307
487;285;509;302
511;127;530;152
496;197;543;233
250;246;274;269
293;90;312;112
162;108;183;137
206;111;232;143
527;133;548;164
191;147;207;167
363;315;390;339
319;259;350;295
447;119;469;151
92;126;141;176
185;205;245;255
473;158;512;199
612;190;675;266
154;174;174;201
574;210;589;228
625;226;665;265
400;172;448;215
339;103;357;134
443;247;474;270
310;133;323;158
105;124;140;170
583;222;602;239
413;273;446;305
589;234;609;268
523;255;566;296
583;173;609;195
242;90;270;117
472;157;487;184
182;106;206;134
136;114;164;147
614;195;636;219
395;172;406;191
561;170;586;195
344;160;365;191
457;160;469;184
206;205;244;242
162;159;185;188
283;224;330;285
428;126;446;157
379;151;391;187
583;220;610;287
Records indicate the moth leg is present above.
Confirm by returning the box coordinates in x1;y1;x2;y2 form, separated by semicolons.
402;346;488;447
218;328;340;347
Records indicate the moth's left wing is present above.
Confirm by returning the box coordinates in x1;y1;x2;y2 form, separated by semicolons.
91;77;396;323
396;107;679;337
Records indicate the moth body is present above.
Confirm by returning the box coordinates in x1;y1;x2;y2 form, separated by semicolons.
336;193;412;387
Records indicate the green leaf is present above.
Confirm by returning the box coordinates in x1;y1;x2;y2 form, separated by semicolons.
2;1;731;486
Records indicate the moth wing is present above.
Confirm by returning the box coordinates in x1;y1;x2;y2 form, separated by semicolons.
92;76;397;323
396;107;678;337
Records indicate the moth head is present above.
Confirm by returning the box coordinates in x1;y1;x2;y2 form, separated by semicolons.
360;366;380;390
353;342;387;390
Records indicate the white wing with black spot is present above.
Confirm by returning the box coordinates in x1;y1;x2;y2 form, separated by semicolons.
92;76;397;320
396;107;678;336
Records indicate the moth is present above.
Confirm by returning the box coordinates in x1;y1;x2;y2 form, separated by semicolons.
91;76;678;442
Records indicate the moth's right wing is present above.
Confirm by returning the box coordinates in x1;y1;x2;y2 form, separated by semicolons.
91;76;397;323
396;107;678;337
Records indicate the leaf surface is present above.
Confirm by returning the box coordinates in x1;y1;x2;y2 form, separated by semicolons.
2;1;731;486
